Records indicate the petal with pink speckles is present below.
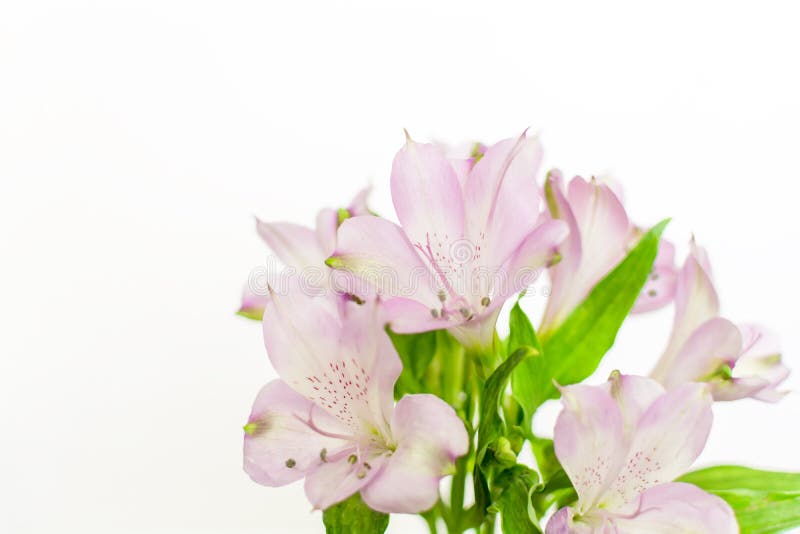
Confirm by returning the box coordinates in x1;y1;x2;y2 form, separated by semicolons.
553;383;625;514
602;383;713;509
243;380;350;487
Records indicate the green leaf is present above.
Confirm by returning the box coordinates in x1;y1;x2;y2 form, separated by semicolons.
508;301;544;429
475;346;537;467
526;219;669;414
679;466;800;534
473;346;536;520
322;493;389;534
387;329;438;397
493;465;543;534
679;465;800;493
710;490;800;534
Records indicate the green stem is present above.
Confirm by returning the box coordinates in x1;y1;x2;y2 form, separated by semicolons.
450;455;468;532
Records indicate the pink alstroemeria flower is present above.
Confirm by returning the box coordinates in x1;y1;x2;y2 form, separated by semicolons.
540;171;677;334
327;132;568;351
237;188;371;319
243;287;468;513
650;241;789;402
546;373;737;533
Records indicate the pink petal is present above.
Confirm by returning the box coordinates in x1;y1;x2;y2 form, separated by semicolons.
718;323;789;402
390;137;465;252
256;219;327;270
304;448;389;511
447;307;502;353
655;317;742;389
612;482;738;533
238;285;268;320
463;132;544;278
632;239;678;313
339;298;403;425
606;374;666;438
263;286;398;436
554;383;625;514
541;174;631;332
329;215;440;308
381;297;449;334
604;383;713;508
545;507;595;534
492;218;569;306
315;208;339;257
243;380;350;487
361;394;468;514
655;242;720;378
347;185;372;217
539;170;582;332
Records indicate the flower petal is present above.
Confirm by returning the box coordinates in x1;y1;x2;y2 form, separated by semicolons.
553;383;625;514
243;380;350;487
390;137;465;251
606;373;666;439
632;239;678;314
612;482;738;533
492;218;569;306
545;507;595;534
360;394;469;513
347;185;373;217
339;298;403;426
304;448;389;511
602;383;713;508
447;307;502;353
541;174;630;332
381;297;450;334
464;132;544;275
315;207;339;257
256;219;326;270
656;317;742;389
718;323;789;402
329;215;440;307
263;286;397;435
238;285;268;321
654;242;720;380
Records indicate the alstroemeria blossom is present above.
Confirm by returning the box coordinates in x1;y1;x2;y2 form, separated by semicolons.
540;171;676;333
327;132;568;351
546;374;737;533
650;242;789;401
243;286;468;513
237;188;371;319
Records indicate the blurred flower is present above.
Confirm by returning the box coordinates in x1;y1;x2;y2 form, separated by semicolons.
650;241;789;402
546;373;737;533
327;131;567;352
243;286;468;513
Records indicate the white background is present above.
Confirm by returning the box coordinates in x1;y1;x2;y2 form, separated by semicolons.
2;1;799;533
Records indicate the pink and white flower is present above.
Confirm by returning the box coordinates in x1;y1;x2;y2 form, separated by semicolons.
650;241;788;402
546;373;737;533
237;188;371;319
327;131;568;351
243;286;468;513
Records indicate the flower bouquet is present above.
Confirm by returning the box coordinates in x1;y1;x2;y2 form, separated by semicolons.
237;131;794;533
